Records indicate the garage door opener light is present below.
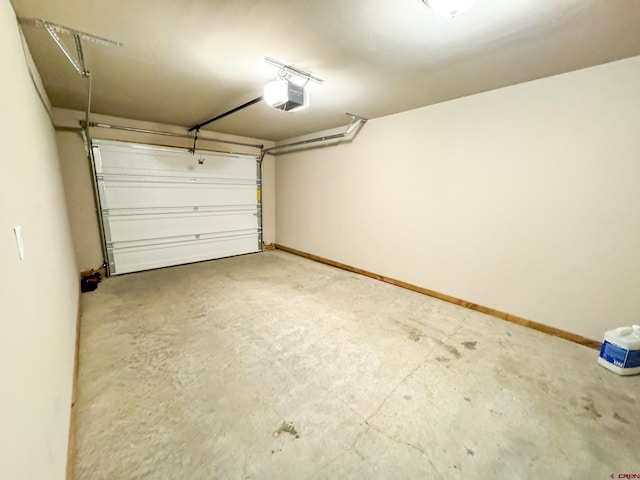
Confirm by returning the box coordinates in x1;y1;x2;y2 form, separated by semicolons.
263;57;324;113
263;78;309;112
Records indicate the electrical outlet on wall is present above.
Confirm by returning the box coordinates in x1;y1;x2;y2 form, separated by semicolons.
14;226;25;260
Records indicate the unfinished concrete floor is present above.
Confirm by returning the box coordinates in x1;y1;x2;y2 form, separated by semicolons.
75;250;639;479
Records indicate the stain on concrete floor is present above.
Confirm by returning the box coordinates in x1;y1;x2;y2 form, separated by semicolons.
613;412;629;424
273;421;300;439
462;341;477;350
433;339;462;359
408;329;421;342
581;396;602;419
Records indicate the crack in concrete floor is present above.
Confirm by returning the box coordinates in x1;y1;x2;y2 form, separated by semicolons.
318;320;466;478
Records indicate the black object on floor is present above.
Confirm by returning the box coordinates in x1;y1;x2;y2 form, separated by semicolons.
81;272;102;292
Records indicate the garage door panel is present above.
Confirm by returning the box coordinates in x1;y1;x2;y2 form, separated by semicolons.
105;210;258;243
93;139;261;275
99;181;257;210
96;145;256;180
110;234;259;275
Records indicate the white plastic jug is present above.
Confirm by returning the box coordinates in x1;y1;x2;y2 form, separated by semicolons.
598;325;640;376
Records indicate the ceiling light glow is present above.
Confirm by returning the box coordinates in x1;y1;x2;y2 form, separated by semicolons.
263;79;309;112
424;0;478;18
263;79;289;107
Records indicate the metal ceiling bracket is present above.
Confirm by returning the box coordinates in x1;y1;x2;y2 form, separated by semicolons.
19;18;123;47
265;57;324;85
18;18;122;77
192;129;199;154
74;33;87;75
44;23;85;76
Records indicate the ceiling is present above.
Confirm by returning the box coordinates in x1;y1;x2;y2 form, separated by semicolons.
11;0;640;141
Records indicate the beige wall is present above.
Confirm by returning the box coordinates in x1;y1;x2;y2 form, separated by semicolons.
276;55;640;341
0;2;79;479
54;110;276;271
55;130;104;270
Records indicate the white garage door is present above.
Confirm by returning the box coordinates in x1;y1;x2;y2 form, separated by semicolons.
92;139;261;275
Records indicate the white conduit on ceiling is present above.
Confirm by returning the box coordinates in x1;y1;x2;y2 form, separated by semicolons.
260;113;367;162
